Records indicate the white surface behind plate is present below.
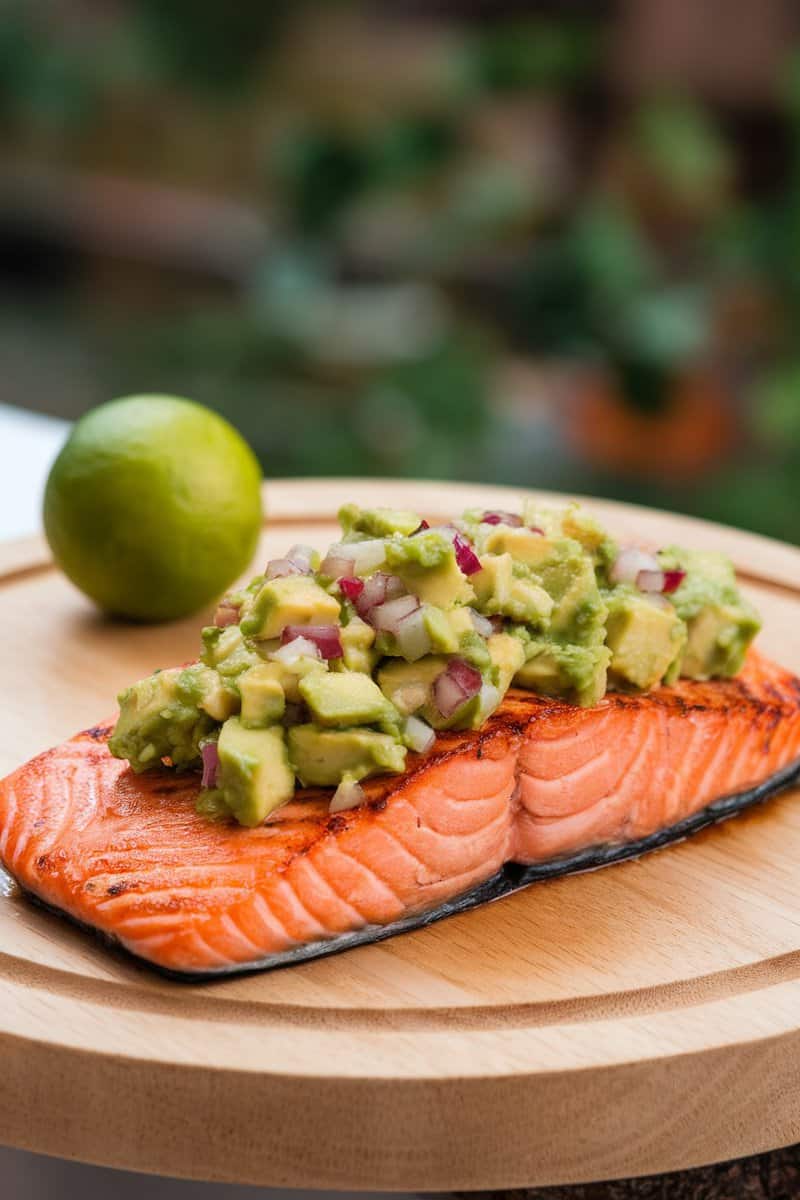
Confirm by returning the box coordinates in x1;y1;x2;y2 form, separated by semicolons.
0;404;70;540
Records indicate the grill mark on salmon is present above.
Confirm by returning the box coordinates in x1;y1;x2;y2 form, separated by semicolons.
1;649;800;978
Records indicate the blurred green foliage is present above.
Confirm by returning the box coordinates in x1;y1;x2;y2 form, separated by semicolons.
1;2;799;542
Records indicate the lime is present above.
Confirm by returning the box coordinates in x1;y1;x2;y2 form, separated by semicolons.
44;395;263;622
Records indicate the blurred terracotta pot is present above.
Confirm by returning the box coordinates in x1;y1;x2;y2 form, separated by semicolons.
568;367;737;481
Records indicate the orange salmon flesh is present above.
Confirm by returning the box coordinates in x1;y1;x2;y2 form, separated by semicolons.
1;649;799;976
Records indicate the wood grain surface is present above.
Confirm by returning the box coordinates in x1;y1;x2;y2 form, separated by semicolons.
1;479;800;1191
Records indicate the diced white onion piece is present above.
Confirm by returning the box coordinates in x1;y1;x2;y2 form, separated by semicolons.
268;636;322;664
319;547;357;580
477;682;501;720
636;568;666;593
468;608;493;638
610;546;660;586
329;779;366;813
287;544;315;571
403;715;436;754
265;557;305;580
369;594;421;633
349;538;387;573
394;607;433;662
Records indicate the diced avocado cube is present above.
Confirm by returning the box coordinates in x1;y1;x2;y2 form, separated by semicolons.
216;718;295;826
377;656;449;716
201;625;261;679
657;546;761;680
514;642;611;706
338;615;377;674
339;504;423;538
109;667;216;773
288;725;406;787
299;671;397;727
473;554;553;625
606;592;687;691
240;577;340;640
680;603;761;680
252;656;327;704
446;606;476;638
423;605;459;654
182;665;239;722
487;632;526;695
238;664;286;728
458;630;492;672
384;532;475;606
484;527;554;566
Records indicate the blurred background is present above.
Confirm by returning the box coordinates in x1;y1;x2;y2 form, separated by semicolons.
2;0;800;544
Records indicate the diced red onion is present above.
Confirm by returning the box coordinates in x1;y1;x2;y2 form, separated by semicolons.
404;715;436;754
339;576;365;601
369;594;421;633
394;606;433;662
481;510;523;527
281;624;343;660
214;601;241;628
528;526;545;535
354;573;406;620
329;779;366;814
201;742;220;789
636;568;666;593
433;658;483;720
610;546;660;586
319;547;357;580
468;608;494;638
413;519;430;534
269;636;322;664
662;569;686;594
453;532;482;576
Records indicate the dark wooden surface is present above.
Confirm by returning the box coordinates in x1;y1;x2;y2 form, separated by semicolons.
468;1143;800;1199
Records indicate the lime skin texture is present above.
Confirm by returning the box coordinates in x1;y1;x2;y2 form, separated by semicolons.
44;395;263;622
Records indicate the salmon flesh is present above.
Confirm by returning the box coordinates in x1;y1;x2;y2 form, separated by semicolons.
1;649;799;978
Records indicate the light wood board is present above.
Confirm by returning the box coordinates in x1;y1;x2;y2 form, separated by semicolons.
2;479;800;1191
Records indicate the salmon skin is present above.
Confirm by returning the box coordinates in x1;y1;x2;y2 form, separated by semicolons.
1;648;800;979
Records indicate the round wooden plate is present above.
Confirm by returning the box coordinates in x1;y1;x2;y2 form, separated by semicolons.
2;479;800;1191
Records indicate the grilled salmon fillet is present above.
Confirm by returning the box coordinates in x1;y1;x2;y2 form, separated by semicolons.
1;648;799;976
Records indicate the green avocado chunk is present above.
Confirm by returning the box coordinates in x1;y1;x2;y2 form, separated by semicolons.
240;576;341;641
288;725;407;787
384;531;475;606
513;639;611;706
109;666;217;773
339;504;423;539
659;547;761;678
238;664;286;728
299;671;398;728
472;553;554;625
605;590;687;691
214;717;295;826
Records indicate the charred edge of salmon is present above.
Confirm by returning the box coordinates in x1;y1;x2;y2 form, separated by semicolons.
19;755;800;983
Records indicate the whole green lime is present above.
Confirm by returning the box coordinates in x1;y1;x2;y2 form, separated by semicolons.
44;395;263;622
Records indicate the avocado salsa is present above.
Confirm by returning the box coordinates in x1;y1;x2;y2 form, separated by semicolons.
108;503;761;827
